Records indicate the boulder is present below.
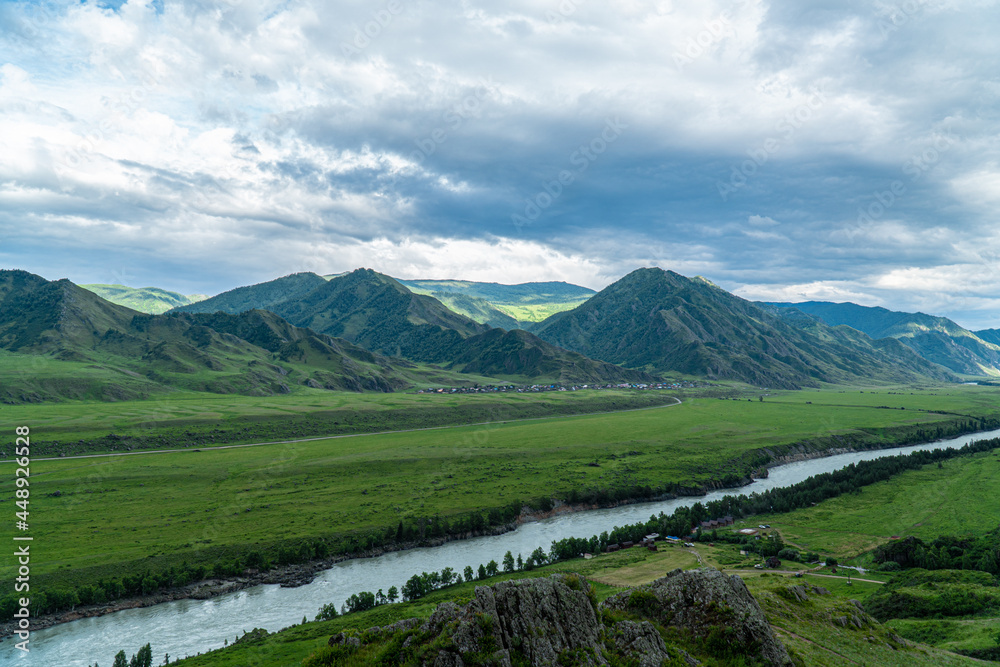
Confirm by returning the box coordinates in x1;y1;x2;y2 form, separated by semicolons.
602;568;793;667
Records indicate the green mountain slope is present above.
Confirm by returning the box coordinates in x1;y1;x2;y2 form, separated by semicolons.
275;269;652;383
0;270;419;401
399;278;595;323
768;301;1000;377
974;328;1000;347
81;284;208;314
273;269;489;361
425;291;520;329
173;272;328;315
533;268;953;388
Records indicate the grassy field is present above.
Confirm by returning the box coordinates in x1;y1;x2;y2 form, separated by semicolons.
1;385;993;599
0;385;685;456
735;449;1000;558
493;300;591;323
762;384;1000;417
886;616;1000;655
165;544;980;667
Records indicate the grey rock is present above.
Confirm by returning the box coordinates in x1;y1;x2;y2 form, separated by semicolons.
608;619;675;666
327;569;792;666
421;575;604;666
602;568;793;667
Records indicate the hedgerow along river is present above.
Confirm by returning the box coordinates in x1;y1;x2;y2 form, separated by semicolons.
6;427;1000;666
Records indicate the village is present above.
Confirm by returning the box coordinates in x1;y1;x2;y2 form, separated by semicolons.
415;380;705;394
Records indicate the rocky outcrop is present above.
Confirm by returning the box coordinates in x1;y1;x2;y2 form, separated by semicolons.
603;568;793;666
324;569;791;666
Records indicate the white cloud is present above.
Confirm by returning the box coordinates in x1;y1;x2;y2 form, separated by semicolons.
1;0;1000;332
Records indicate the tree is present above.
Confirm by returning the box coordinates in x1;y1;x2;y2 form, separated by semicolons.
486;560;499;577
529;547;547;568
477;564;487;580
129;644;152;667
387;586;399;603
376;589;386;605
516;554;524;570
402;574;425;602
464;565;474;582
345;591;376;613
316;601;339;620
113;652;128;667
440;567;456;586
503;551;515;573
825;557;838;567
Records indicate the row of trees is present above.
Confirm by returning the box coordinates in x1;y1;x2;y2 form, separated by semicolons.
874;532;1000;574
85;642;157;667
316;547;556;618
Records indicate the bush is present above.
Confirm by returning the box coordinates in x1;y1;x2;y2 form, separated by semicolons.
777;548;801;562
878;561;902;572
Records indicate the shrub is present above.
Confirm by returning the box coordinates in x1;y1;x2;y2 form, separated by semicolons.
777;548;801;562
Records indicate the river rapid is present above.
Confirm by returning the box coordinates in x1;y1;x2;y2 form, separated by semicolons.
5;427;1000;666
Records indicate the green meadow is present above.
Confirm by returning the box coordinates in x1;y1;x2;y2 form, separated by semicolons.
2;385;993;597
0;384;681;456
738;449;1000;558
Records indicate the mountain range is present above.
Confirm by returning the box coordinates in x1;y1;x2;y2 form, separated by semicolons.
8;264;995;402
398;279;595;325
0;270;430;402
81;284;208;314
178;269;652;384
530;269;952;388
767;301;1000;377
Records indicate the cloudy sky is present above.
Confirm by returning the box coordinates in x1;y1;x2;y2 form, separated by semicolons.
2;0;999;326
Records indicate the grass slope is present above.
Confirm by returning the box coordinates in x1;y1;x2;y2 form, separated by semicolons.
398;278;596;324
172;273;328;315
422;291;520;329
81;284;208;314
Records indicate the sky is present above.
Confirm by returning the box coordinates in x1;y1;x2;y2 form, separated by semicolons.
1;0;1000;328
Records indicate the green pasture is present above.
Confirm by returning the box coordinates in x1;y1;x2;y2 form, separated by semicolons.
0;386;679;450
738;450;1000;557
762;383;1000;418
